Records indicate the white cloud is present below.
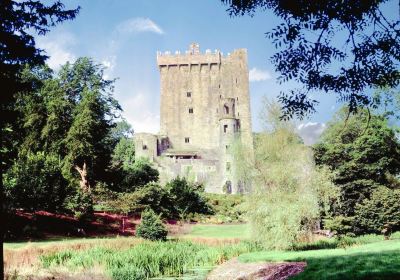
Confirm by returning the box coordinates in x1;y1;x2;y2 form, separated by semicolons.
297;122;326;145
101;55;116;79
36;32;76;70
119;91;160;134
116;17;164;35
249;68;272;82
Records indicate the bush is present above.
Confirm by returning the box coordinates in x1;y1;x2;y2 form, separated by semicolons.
166;177;213;219
324;216;355;237
205;193;246;223
136;208;168;241
106;158;159;193
355;186;400;234
64;190;94;222
4;152;69;212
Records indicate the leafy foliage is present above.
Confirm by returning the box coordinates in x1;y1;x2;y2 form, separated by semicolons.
136;208;168;241
111;135;135;170
245;100;337;249
64;190;94;222
221;0;400;118
314;108;400;223
204;194;246;223
1;0;79;170
166;177;213;219
4;152;68;212
355;186;400;234
324;216;356;237
5;58;121;212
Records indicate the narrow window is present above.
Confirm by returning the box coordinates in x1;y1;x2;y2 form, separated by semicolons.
219;84;221;88
142;145;147;150
223;124;228;133
226;145;229;150
187;92;191;97
189;108;193;114
224;104;229;114
185;137;190;143
226;162;231;171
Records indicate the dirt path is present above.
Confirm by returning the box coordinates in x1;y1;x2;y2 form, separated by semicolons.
207;258;306;280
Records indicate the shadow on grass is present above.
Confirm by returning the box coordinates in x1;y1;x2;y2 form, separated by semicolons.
292;250;400;280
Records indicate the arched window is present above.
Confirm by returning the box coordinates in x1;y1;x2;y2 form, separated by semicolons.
224;104;229;114
224;180;232;194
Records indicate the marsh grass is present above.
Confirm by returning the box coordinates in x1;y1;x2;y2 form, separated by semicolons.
40;240;260;280
4;237;141;279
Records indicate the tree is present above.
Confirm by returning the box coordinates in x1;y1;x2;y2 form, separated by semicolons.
221;0;400;119
166;177;212;220
373;87;400;121
314;108;400;230
1;3;78;272
61;58;121;191
5;58;121;215
355;186;400;234
1;0;79;169
244;99;337;249
111;120;135;170
4;152;68;212
136;208;168;241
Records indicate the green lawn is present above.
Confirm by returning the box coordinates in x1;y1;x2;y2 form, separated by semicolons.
239;239;400;279
185;223;250;239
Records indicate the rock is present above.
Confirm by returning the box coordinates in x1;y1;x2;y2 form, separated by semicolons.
207;258;306;280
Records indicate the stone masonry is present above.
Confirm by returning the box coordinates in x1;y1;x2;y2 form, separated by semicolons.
134;43;254;193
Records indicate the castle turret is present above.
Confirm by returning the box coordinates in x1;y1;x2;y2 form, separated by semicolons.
219;97;240;193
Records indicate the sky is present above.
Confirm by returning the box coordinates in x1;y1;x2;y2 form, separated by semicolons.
35;0;397;145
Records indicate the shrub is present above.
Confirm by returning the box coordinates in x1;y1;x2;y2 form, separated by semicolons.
64;190;94;222
166;177;213;219
324;216;355;237
136;208;168;241
355;186;400;234
204;194;246;223
4;152;69;212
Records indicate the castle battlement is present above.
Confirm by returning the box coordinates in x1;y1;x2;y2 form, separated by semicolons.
156;43;247;67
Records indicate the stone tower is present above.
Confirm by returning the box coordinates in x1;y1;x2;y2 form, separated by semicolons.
135;43;253;193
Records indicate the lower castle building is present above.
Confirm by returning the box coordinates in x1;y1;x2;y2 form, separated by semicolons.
134;43;254;193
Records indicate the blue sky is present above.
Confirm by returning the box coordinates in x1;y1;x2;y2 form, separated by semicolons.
35;0;398;144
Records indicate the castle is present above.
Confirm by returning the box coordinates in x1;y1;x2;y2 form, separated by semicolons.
134;43;253;193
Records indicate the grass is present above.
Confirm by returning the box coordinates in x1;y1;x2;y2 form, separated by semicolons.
4;236;124;249
183;224;249;239
39;240;260;280
239;237;400;280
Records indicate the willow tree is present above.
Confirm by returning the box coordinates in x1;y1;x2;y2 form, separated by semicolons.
242;99;337;249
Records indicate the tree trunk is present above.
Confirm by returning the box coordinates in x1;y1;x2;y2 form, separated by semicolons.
75;161;90;192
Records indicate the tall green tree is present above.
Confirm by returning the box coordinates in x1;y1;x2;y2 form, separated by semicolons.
221;0;400;119
6;58;121;209
59;58;121;191
111;120;135;170
1;0;79;169
244;99;337;249
314;108;400;219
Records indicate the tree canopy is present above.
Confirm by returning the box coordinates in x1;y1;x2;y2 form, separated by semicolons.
1;0;80;168
314;108;400;232
222;0;400;119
